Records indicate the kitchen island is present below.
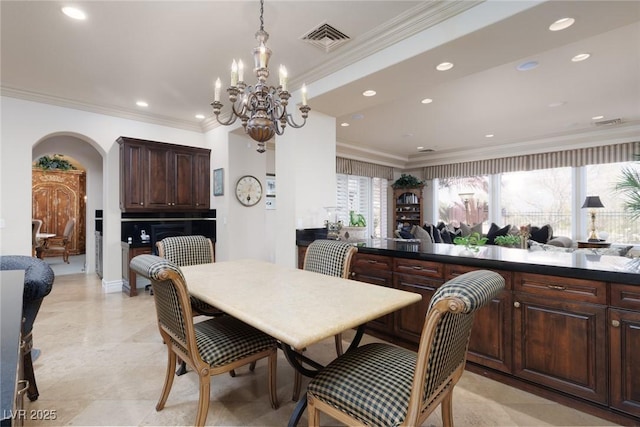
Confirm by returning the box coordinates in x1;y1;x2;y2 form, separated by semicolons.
297;233;640;426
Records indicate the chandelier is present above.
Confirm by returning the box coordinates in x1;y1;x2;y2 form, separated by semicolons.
211;0;310;153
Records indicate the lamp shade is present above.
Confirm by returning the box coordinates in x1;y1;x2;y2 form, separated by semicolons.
581;196;604;209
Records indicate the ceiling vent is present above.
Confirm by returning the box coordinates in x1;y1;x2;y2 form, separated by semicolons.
418;148;435;153
594;118;622;126
302;23;350;53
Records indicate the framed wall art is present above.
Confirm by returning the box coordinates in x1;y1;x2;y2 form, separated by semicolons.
266;173;276;196
213;168;224;196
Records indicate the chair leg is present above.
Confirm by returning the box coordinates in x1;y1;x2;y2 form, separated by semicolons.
292;370;302;402
249;361;256;371
334;333;344;356
441;388;454;427
156;349;177;411
23;350;39;401
268;350;279;410
195;372;211;427
307;394;320;427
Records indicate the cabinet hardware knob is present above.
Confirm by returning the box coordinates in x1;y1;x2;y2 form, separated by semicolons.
140;202;144;205
611;320;620;328
547;284;567;291
351;272;356;277
514;301;521;308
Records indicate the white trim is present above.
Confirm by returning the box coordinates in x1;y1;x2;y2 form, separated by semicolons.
102;278;123;294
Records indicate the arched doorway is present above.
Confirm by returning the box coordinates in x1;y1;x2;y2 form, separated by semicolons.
32;134;103;276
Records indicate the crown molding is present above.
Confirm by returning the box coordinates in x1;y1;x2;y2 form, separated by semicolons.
1;86;203;133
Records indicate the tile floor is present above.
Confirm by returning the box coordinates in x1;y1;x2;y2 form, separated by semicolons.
23;267;619;426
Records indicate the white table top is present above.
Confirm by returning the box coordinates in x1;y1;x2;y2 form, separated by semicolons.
36;233;56;239
182;259;422;350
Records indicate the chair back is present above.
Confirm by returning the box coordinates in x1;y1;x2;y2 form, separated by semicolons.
63;218;75;240
156;235;214;266
32;219;43;248
130;254;198;361
406;270;505;424
303;239;357;279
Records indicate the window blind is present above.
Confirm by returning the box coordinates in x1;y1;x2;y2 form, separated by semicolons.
336;157;394;180
423;141;640;179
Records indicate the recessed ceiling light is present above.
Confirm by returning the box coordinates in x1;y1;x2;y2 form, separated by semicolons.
417;146;424;150
548;101;566;108
572;53;591;62
549;17;575;32
516;60;539;71
136;101;148;107
436;62;454;71
62;6;86;20
340;122;350;127
195;114;205;120
485;134;494;138
362;90;376;97
592;115;604;120
421;98;433;104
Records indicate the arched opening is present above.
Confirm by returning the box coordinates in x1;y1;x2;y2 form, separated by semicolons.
32;134;103;276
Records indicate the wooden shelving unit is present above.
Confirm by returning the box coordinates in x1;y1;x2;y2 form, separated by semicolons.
393;186;424;228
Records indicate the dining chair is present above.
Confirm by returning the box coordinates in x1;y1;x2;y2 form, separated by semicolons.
306;269;505;427
292;239;357;400
41;218;75;263
31;219;43;257
129;254;279;427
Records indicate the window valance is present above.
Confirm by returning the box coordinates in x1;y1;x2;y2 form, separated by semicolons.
422;141;640;179
336;157;394;180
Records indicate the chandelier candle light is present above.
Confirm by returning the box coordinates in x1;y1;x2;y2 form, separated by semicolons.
211;0;310;153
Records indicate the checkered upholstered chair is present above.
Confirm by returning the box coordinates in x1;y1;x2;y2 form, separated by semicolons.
130;254;278;427
306;269;505;427
156;235;221;317
291;239;357;400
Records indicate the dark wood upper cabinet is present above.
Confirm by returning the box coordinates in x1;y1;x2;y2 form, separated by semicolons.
118;137;210;212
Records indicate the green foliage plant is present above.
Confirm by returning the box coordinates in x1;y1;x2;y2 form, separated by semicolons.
392;174;424;189
453;232;488;251
615;154;640;220
35;154;76;170
494;235;520;247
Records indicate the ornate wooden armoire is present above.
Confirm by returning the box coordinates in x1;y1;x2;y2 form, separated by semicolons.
32;169;86;255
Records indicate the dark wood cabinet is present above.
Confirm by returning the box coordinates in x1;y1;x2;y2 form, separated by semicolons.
513;273;608;404
119;137;210;212
445;264;513;373
351;253;394;336
121;243;152;296
609;284;640;418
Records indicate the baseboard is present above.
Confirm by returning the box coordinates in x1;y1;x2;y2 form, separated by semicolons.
102;278;122;293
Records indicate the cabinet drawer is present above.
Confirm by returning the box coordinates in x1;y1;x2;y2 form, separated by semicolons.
394;258;443;279
611;283;640;311
352;253;393;273
514;272;606;304
444;264;512;289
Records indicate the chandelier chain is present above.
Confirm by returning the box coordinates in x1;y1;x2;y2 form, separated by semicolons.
259;0;264;32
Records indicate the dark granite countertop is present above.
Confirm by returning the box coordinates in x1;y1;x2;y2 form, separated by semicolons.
297;237;640;286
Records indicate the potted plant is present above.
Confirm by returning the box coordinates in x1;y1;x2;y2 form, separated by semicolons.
615;154;640;220
391;174;424;189
453;232;488;252
34;154;76;170
494;234;521;248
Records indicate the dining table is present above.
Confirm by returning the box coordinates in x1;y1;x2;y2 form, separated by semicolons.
181;259;422;426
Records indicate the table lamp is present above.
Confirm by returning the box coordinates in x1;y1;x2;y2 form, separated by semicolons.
581;196;604;242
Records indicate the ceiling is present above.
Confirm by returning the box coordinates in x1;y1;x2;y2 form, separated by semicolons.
2;1;639;169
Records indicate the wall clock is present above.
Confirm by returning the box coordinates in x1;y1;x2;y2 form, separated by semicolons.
235;175;263;207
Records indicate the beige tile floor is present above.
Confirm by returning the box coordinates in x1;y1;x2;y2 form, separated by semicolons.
23;268;619;427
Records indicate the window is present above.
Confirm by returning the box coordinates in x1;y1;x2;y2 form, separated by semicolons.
337;174;388;238
437;176;489;231
501;168;572;238
585;162;639;243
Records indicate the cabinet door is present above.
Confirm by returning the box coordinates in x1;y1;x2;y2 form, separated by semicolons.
172;150;195;209
393;272;443;346
513;293;608;404
609;308;640;418
445;264;513;373
120;142;146;209
351;254;394;336
193;152;211;209
145;146;173;209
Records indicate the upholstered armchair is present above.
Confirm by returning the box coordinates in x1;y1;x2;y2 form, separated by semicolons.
42;218;75;263
0;255;55;401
